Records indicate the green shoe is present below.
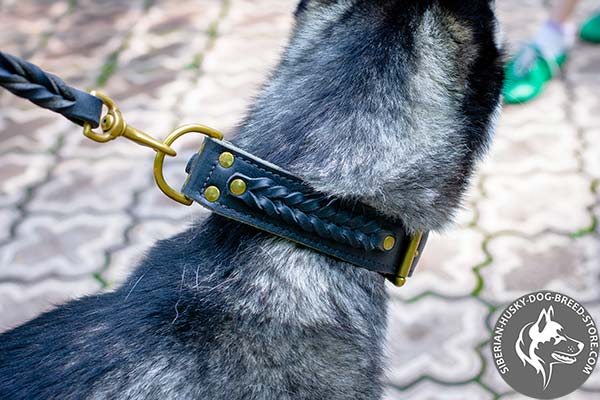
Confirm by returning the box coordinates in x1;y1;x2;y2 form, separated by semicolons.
580;13;600;44
503;45;566;105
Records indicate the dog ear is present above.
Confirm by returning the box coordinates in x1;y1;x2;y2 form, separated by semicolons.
294;0;309;17
535;307;553;333
294;0;341;17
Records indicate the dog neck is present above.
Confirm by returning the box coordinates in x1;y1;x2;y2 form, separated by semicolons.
218;218;388;324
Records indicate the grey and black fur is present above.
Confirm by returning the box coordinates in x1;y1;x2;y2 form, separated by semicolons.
0;1;504;399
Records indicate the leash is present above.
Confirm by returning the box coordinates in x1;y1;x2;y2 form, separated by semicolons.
0;52;103;128
0;51;428;287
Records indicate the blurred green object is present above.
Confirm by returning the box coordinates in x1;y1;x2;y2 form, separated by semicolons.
503;45;566;105
580;12;600;43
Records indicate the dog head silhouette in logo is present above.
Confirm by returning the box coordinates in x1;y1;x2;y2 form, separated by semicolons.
515;306;584;389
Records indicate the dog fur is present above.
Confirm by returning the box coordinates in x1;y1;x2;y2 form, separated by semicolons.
516;306;584;390
0;1;504;399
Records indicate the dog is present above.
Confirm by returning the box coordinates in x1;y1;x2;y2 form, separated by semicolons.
516;306;584;390
0;1;504;399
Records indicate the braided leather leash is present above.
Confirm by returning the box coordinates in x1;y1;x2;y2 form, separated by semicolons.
0;51;102;127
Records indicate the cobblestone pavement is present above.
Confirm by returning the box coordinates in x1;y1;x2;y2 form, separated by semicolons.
1;0;599;398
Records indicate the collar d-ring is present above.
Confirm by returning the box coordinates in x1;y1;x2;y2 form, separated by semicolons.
153;124;224;206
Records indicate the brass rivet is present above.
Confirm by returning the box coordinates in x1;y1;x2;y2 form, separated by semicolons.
219;152;235;168
383;235;396;251
204;186;220;202
395;277;407;287
101;114;115;131
229;179;247;196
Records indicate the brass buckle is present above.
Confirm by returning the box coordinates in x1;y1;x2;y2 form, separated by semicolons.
392;231;425;287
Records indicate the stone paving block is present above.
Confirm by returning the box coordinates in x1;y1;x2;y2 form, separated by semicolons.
0;208;18;244
455;174;484;227
134;185;197;221
572;78;600;130
386;297;488;385
384;381;493;400
0;106;73;154
480;234;600;305
0;153;54;207
496;0;547;44
179;0;295;129
569;44;600;78
180;74;266;131
0;277;101;334
582;127;600;178
0;0;69;56
218;0;295;40
32;0;146;89
103;0;221;95
478;173;595;236
482;121;579;175
132;159;209;220
390;228;486;300
143;0;222;36
27;157;150;214
0;213;131;282
103;219;193;288
480;337;514;397
500;81;569;127
454;202;478;230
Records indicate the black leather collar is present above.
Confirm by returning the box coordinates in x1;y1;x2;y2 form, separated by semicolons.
182;138;428;287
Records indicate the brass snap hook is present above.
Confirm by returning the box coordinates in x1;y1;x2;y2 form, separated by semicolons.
83;91;176;157
154;125;224;206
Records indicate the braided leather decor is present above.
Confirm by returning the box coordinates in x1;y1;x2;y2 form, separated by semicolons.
234;175;386;252
182;138;428;279
0;51;102;127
